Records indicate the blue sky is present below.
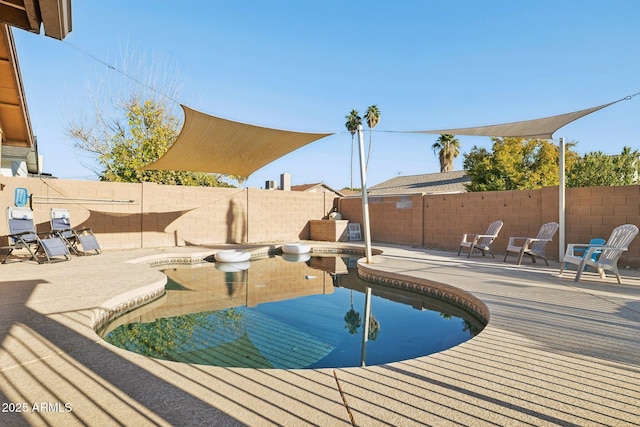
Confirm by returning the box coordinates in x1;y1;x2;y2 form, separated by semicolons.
13;0;640;190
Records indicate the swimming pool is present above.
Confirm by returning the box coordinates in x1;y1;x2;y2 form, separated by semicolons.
102;254;484;369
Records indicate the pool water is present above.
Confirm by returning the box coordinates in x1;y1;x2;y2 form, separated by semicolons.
103;254;483;369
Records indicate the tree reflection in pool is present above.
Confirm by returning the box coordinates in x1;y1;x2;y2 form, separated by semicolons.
102;254;484;369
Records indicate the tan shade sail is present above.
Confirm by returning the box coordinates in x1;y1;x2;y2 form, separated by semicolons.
412;101;619;139
144;105;334;178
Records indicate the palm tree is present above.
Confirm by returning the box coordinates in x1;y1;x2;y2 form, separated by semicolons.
364;105;380;170
344;290;361;335
345;109;362;189
432;134;461;172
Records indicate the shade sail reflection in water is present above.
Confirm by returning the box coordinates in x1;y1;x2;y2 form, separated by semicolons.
102;254;484;369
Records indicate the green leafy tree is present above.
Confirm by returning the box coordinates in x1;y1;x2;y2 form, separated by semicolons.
463;137;579;191
105;308;243;359
367;314;380;340
432;134;461;172
567;146;640;187
345;109;362;190
68;97;232;186
65;49;234;186
105;311;211;358
364;105;380;170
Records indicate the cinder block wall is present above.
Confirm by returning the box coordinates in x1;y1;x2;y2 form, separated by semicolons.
246;188;334;242
565;185;640;267
339;185;640;266
0;177;331;249
2;177;638;266
338;194;423;247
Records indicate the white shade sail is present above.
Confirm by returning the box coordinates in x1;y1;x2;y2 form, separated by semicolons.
145;97;633;178
411;101;619;139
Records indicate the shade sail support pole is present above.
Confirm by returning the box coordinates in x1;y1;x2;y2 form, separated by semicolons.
559;137;566;260
360;286;372;367
357;125;373;263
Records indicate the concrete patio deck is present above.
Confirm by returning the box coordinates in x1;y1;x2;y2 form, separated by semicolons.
1;243;639;426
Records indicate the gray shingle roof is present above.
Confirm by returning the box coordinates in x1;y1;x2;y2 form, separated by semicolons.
368;170;469;195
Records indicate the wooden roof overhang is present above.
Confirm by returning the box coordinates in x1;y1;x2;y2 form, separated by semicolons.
0;23;34;168
0;1;71;172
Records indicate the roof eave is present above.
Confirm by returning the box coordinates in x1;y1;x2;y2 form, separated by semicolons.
0;0;72;40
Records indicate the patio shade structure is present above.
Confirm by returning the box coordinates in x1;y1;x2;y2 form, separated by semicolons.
413;95;634;261
145;96;635;263
144;105;334;178
410;100;620;139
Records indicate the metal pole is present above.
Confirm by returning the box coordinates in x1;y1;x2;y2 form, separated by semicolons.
559;137;566;260
357;125;373;263
360;287;372;367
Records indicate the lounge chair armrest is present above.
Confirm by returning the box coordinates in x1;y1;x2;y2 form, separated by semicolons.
37;231;59;238
461;233;479;244
475;234;497;239
526;238;552;243
507;236;528;245
566;243;604;256
9;230;34;237
75;227;94;233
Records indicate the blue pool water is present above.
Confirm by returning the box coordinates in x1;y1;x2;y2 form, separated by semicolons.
103;255;483;369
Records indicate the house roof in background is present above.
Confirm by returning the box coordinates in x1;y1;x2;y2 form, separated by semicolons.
291;182;346;197
368;170;469;196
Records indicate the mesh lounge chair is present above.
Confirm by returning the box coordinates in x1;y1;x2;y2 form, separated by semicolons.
3;207;71;264
503;222;559;266
560;224;638;284
50;208;101;255
458;220;503;258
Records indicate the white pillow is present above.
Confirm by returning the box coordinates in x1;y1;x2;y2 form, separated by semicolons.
10;208;33;220
52;209;70;220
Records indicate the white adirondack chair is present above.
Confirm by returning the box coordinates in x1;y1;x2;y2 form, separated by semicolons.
504;222;559;266
458;220;503;258
560;224;638;284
